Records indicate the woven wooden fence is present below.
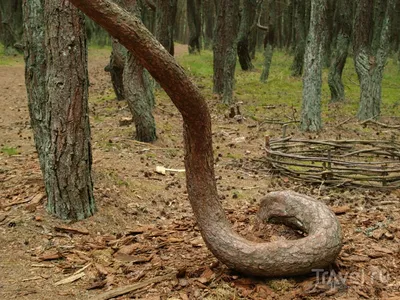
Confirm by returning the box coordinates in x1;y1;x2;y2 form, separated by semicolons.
262;137;400;189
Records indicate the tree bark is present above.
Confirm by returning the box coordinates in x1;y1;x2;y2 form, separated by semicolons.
237;0;258;71
202;0;215;49
353;0;394;121
327;0;352;103
290;0;309;77
37;0;95;220
213;0;240;105
187;0;201;53
105;39;126;100
300;0;326;132
155;0;177;55
68;0;342;277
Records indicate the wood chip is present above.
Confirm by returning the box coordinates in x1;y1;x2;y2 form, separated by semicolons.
54;225;89;235
54;272;85;286
341;255;370;262
330;205;351;215
25;193;45;212
38;250;63;261
90;273;176;300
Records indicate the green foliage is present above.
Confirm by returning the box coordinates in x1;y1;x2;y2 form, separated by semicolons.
177;50;400;122
1;146;19;156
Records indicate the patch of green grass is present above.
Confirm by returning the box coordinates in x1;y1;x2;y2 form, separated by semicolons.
176;49;400;124
1;146;19;156
0;43;24;66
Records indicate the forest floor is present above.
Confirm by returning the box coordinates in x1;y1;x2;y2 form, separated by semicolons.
1;44;400;300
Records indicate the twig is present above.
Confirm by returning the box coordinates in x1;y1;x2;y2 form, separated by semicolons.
91;273;177;300
360;119;400;129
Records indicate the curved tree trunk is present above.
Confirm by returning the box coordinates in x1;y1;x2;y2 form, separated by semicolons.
187;0;201;54
69;0;342;277
24;0;95;220
300;0;326;132
353;0;394;121
155;0;177;55
327;0;352;103
213;0;240;105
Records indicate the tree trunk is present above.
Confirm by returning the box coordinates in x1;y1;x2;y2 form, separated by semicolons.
327;0;352;103
290;0;308;76
202;0;214;49
260;44;274;83
69;0;342;277
213;0;240;105
237;0;258;71
187;0;201;53
38;0;95;220
300;0;326;132
0;0;23;53
353;0;394;121
155;0;177;55
105;39;126;100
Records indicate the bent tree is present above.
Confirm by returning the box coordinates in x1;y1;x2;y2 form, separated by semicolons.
23;0;95;220
69;0;342;277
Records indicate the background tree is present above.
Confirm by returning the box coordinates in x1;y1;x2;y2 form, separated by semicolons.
0;0;23;53
290;0;310;76
155;0;177;55
202;0;215;49
23;0;95;220
327;0;353;103
258;1;275;83
213;0;240;104
105;39;126;100
300;0;326;132
123;0;157;142
187;0;202;53
353;0;394;120
237;0;259;71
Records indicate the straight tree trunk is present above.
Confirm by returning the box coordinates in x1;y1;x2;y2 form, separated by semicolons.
290;0;308;76
237;0;258;71
40;0;95;220
202;0;214;49
123;0;157;142
155;0;177;55
213;0;240;105
187;0;201;53
327;0;352;103
105;39;126;100
68;0;342;277
353;0;394;120
300;0;326;132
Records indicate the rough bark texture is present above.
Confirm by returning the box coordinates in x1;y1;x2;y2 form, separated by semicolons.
327;0;352;103
155;0;177;55
37;0;95;220
69;0;343;277
187;0;201;54
23;0;47;176
0;0;23;52
353;0;393;121
213;0;240;105
300;0;326;132
237;0;258;71
105;39;126;100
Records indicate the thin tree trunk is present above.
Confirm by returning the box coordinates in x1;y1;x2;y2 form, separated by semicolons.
300;0;326;132
290;0;307;76
69;0;342;277
155;0;177;55
260;44;274;83
327;0;352;103
0;0;23;53
202;0;214;49
24;0;95;220
213;0;240;104
187;0;201;53
105;39;126;100
237;0;258;71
